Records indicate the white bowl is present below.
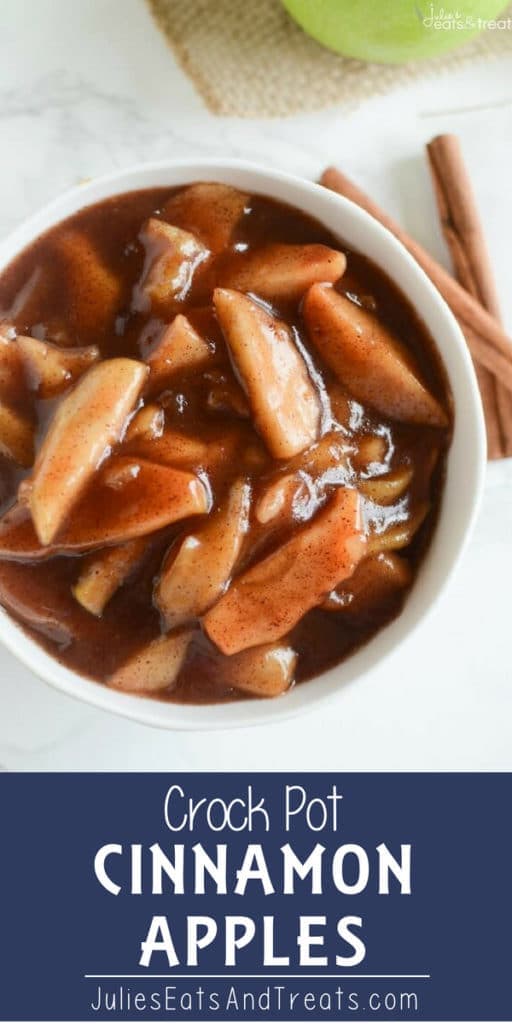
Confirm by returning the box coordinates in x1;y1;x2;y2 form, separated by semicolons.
0;159;486;730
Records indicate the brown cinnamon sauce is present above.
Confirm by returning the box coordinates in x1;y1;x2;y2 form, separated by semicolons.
0;186;452;703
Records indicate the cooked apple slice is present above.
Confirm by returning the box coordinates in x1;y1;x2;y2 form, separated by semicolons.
255;473;301;525
55;229;122;333
29;358;148;545
163;183;249;252
0;331;26;404
125;427;208;467
155;478;250;628
323;552;412;613
133;219;209;314
125;403;165;442
102;459;143;490
359;465;414;505
59;456;209;548
0;457;206;561
146;315;213;396
254;431;353;527
353;434;388;472
109;629;193;693
303;284;448;427
219;642;297;698
214;289;320;458
204;487;366;655
367;501;430;555
221;243;346;302
72;537;149;616
285;430;354;481
125;425;241;479
0;401;34;467
0;457;207;556
16;334;99;398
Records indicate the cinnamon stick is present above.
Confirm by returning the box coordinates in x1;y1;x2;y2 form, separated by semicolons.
427;133;511;459
320;166;512;397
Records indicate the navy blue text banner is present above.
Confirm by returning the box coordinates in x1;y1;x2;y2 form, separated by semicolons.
0;773;510;1021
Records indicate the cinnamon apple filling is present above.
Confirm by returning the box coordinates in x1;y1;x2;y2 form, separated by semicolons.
0;183;452;702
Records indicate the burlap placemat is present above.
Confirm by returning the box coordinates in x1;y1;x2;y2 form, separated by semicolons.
147;0;512;117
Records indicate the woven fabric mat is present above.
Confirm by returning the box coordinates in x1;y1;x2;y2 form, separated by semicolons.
147;0;512;118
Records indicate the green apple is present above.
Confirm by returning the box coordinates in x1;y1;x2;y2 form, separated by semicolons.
281;0;509;63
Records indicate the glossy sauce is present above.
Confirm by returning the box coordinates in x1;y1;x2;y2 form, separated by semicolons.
0;186;452;702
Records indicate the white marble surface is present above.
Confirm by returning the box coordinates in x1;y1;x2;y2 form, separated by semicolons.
0;0;511;769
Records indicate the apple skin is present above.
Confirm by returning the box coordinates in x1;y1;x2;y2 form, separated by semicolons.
281;0;508;63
